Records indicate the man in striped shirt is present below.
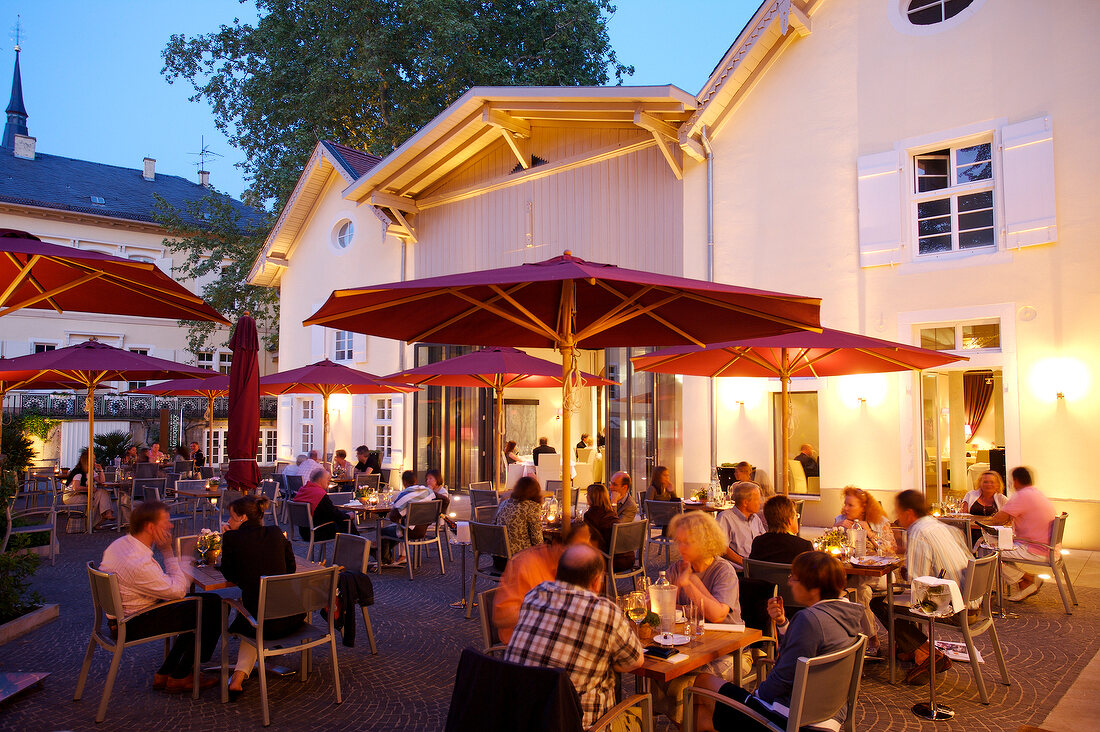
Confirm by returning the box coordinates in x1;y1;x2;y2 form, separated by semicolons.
871;489;973;685
503;544;644;727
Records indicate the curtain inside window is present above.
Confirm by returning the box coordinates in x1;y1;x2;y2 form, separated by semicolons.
963;370;994;434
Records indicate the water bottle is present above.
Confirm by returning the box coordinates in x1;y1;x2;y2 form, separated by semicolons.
650;571;677;636
850;523;867;557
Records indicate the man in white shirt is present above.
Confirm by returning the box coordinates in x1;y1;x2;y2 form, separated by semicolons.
99;501;220;693
715;482;765;570
297;450;323;480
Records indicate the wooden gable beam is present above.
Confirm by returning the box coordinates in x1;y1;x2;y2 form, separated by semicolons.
634;110;683;180
369;191;420;214
484;107;533;170
395;124;498;197
388;209;418;244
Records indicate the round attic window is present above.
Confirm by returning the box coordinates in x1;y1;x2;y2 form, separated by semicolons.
907;0;974;25
332;219;354;252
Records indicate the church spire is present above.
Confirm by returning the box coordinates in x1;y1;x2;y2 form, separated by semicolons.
2;34;29;149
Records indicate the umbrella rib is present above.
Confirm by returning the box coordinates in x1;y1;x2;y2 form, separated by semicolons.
668;289;822;332
852;347;928;371
49;257;210;307
0;253;43;307
486;284;559;342
574;285;657;341
305;290;448;325
436;289;556;343
583;283;705;345
88;274;228;323
0;271;106;317
405;284;529;343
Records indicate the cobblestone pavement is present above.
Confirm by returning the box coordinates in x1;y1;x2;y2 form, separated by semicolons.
0;517;1096;731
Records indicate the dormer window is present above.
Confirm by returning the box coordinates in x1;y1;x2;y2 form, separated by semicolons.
90;196;105;205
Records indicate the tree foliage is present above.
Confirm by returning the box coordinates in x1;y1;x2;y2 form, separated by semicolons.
162;0;633;207
152;191;276;354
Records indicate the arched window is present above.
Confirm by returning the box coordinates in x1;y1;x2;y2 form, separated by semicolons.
332;220;354;251
907;0;974;26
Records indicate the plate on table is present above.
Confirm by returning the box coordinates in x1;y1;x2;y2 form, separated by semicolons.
653;633;691;646
683;499;701;505
850;555;894;567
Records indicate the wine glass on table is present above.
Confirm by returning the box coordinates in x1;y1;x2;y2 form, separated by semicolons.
626;591;648;635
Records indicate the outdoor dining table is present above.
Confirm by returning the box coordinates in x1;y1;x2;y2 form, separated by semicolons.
844;557;903;684
340;501;393;571
183;554;323;592
682;500;726;514
631;624;763;691
176;486;222;531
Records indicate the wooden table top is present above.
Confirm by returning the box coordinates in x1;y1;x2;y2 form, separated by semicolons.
683;501;726;513
843;558;902;577
184;555;323;591
340;501;392;515
633;625;762;682
176;488;222;498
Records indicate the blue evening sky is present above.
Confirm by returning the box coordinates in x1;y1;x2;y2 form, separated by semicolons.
3;0;759;204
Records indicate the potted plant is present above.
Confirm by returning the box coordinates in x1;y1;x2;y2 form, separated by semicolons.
93;430;134;466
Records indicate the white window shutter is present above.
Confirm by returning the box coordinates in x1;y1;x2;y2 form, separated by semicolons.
1001;116;1056;249
354;333;368;364
857;150;904;267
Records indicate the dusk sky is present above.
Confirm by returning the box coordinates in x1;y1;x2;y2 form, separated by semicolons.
4;0;759;204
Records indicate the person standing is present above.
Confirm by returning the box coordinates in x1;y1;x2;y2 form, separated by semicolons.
984;466;1056;601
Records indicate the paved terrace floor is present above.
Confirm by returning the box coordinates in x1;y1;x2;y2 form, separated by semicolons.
0;501;1097;731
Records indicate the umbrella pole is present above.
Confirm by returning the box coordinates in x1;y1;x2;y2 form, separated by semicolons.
495;386;504;490
207;395;214;470
86;388;96;534
560;280;576;519
781;349;791;496
322;392;330;465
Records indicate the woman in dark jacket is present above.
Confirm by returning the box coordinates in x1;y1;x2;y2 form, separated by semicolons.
583;483;634;572
220;495;305;699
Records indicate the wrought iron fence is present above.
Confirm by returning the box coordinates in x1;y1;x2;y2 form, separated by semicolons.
4;393;278;420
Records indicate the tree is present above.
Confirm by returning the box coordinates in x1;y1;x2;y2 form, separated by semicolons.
152;191;277;354
162;0;633;208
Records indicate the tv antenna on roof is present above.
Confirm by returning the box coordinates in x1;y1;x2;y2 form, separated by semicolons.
189;135;223;172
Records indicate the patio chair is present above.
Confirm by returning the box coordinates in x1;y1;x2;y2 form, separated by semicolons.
134;462;160;479
402;499;447;581
131;477;167;504
144;483;192;533
466;522;512;619
999;512;1077;614
473;505;498;523
469;488;499;513
18;473;54;511
644;499;683;567
200;466;218;479
469;480;493;494
258;479;280;526
75;562;202;722
328;491;354;507
2;495;57;565
331;533;379;654
215;488;245;528
553;486;580;519
744;559;805;615
55;480;89;534
682;634;868;732
219;565;342;726
603;519;649;600
590;693;654;732
172;459;194;475
287;500;339;563
354;473;381;491
901;553;1009;704
477;587;506;656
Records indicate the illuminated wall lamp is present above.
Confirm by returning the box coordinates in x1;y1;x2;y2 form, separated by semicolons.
1030;357;1090;404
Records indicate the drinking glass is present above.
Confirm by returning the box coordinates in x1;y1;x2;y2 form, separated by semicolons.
625;591;648;633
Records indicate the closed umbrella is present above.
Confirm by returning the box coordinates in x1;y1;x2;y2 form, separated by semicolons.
0;341;217;529
226;315;261;493
0;229;229;324
382;347;613;488
131;373;228;472
305;250;821;514
631;327;967;493
260;359;417;467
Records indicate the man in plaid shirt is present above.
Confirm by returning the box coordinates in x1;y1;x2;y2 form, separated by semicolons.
504;544;644;727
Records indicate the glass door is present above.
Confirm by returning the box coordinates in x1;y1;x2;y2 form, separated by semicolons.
605;347;681;492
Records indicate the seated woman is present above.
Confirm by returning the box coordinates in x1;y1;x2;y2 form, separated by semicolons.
833;485;893;656
219;495;304;700
964;470;1006;517
383;469;449;564
691;551;864;732
493;476;544;570
64;448;115;527
582;483;635;572
749;495;813;563
292;468;358;542
653;511;743;724
504;440;520;465
121;445;138;467
330;449;353;479
645;465;677;504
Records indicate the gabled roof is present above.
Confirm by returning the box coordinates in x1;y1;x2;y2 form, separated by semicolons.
0;149;266;230
248;140;382;288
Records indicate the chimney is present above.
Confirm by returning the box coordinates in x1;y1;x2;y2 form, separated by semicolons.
198;170;210;187
142;157;155;181
13;133;34;160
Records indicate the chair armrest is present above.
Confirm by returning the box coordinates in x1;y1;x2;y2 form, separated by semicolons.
311;521;336;533
221;596;258;629
590;693;652;732
120;595;200;626
682;686;780;732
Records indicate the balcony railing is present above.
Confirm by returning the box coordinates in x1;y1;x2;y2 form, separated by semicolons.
3;393;278;421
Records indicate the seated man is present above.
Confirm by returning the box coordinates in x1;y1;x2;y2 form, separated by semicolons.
609;471;637;523
715;482;765;570
503;544;644;727
532;437;556;463
734;461;773;499
749;495;813;564
983;466;1056;602
98;501;221;693
380;470;447;564
870;489;974;684
292;468;358;542
493;522;594;643
188;441;206;469
354;444;381;476
282;453;307;477
298;450;323;480
794;444;819;478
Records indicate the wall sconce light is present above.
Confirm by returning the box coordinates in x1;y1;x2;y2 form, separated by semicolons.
1030;357;1090;404
836;373;888;409
719;378;764;411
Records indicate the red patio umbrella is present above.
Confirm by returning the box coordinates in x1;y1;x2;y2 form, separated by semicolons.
0;341;217;529
226;315;261;493
259;359;417;466
131;373;228;474
0;229;229;324
305;251;821;513
631;327;967;493
382;347;614;488
0;371;90;463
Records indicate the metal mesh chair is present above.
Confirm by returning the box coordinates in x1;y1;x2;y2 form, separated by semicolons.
17;473;54;511
466;521;512;619
328;491;354;507
469;488;500;512
354;473;381;491
998;512;1077;614
604;519;649;600
258;479;280;526
75;562;202;722
287;501;337;562
403;499;446;581
591;693;654;732
331;533;378;654
172;460;194;475
473;505;498;523
3;494;57;564
644;500;683;567
134;462;160;479
219;565;342;726
477;586;506;656
683;635;868;732
469;480;493;493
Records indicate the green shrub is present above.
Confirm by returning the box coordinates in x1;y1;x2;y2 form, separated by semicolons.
94;430;134;465
0;550;43;625
0;424;35;473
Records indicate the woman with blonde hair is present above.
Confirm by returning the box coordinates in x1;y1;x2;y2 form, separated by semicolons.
833;485;893;657
652;510;744;723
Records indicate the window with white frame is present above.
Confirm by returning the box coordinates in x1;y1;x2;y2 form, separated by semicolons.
375;396;393;461
205;428;278;465
128;348;149;390
302;399;314;420
218;353;233;375
913;140;995;256
196;351;214;370
334;331;354;361
906;0;974;26
919;320;1001;352
301;423;314;453
33;343;56;353
207;429;223;465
